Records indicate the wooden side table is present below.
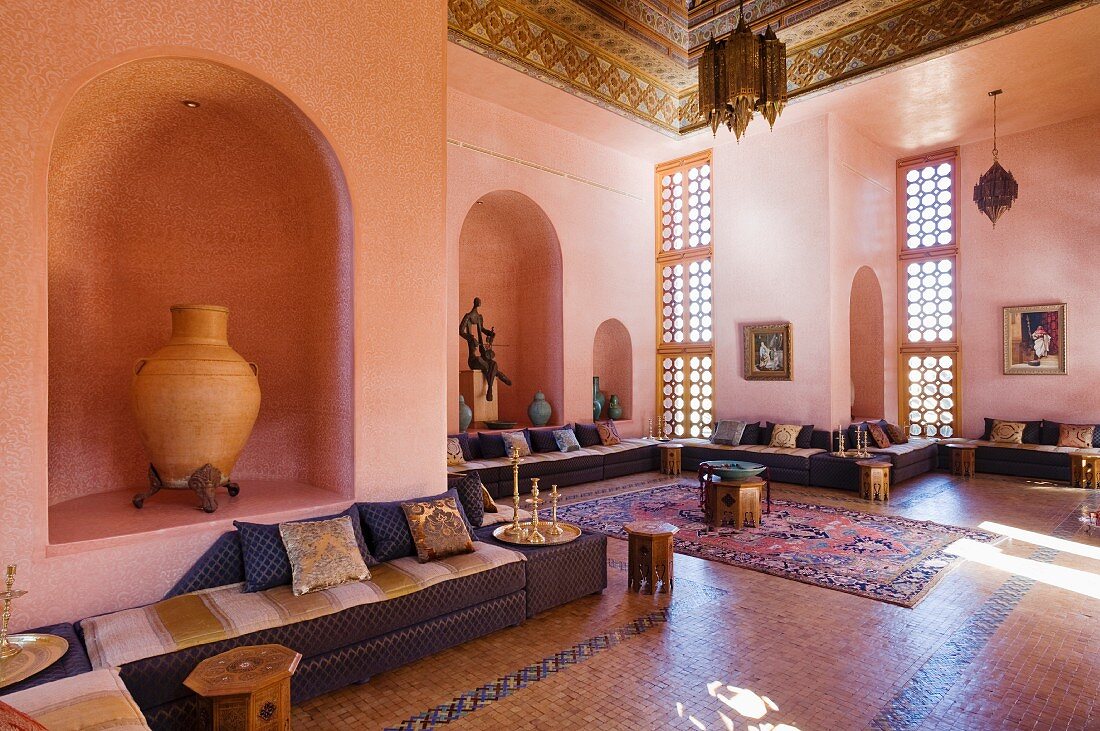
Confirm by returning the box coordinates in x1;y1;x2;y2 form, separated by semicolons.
705;477;764;530
946;444;977;478
1069;453;1100;489
659;444;682;475
856;460;892;501
185;644;301;731
624;521;678;594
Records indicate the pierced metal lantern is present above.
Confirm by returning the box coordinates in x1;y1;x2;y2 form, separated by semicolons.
974;89;1018;227
757;25;787;129
699;37;728;136
724;10;761;140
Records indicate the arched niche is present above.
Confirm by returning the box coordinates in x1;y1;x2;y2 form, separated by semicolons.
458;192;563;425
47;56;354;505
849;266;885;420
593;319;633;420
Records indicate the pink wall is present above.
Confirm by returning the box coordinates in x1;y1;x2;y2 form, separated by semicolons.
593;319;634;420
458;192;564;425
47;57;353;505
0;1;446;627
446;89;655;435
958;113;1100;436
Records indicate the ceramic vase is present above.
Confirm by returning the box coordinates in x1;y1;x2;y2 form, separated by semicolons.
527;391;552;427
458;395;473;431
592;376;605;419
131;305;261;511
607;394;623;420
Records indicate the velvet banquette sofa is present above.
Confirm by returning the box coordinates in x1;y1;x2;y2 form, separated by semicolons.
1;478;607;731
938;418;1100;480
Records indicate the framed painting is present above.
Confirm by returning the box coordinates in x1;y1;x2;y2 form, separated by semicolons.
744;323;793;381
1003;304;1067;375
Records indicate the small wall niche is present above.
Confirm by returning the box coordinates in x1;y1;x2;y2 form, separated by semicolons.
849;266;885;420
593;318;633;420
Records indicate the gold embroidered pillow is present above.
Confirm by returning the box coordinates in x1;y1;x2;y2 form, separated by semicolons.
401;496;475;562
885;422;909;444
769;424;801;449
990;420;1026;444
481;485;498;513
866;422;892;449
596;421;621;446
501;431;531;457
278;515;371;596
446;437;466;466
1058;424;1095;449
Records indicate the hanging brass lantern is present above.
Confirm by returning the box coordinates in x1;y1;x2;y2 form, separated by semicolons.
699;37;728;136
724;7;761;141
973;89;1019;227
697;0;787;140
757;25;787;129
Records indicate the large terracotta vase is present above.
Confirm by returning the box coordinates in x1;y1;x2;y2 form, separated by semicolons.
131;305;261;512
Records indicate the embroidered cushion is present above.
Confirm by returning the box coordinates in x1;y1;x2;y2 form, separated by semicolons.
989;419;1026;444
358;489;475;562
446;437;466;466
885;422;909;444
279;515;371;595
866;422;892;449
768;424;802;449
766;422;813;448
596;421;621;446
553;428;581;452
235;505;374;593
448;432;473;461
1058;424;1095;449
445;471;486;527
477;432;507;459
501;431;531;457
481;484;498;513
711;420;747;446
402;496;475;562
981;418;1041;444
528;428;559;453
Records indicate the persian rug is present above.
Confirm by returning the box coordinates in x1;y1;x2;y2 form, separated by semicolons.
556;482;999;607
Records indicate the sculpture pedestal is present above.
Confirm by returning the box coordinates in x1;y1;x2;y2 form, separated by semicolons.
459;370;497;426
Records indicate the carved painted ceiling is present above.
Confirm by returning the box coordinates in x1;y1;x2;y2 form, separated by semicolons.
449;0;1099;135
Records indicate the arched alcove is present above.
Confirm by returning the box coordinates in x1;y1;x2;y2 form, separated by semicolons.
593;319;633;420
47;57;354;505
849;266;885;420
458;192;563;425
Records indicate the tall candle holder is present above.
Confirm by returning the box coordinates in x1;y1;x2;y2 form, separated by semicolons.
527;478;546;544
837;428;846;455
647;418;653;440
548;484;563;536
0;565;27;660
504;446;523;537
858;429;869;458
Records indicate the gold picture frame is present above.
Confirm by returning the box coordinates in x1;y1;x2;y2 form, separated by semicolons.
744;323;793;380
1003;303;1067;375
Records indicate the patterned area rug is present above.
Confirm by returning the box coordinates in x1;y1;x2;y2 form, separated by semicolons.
556;482;999;607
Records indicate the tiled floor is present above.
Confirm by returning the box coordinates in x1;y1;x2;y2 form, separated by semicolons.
293;471;1100;730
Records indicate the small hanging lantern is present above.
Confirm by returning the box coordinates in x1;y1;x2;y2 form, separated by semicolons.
973;89;1019;227
699;37;728;136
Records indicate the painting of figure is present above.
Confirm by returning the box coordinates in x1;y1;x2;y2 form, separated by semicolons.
1003;304;1067;375
744;323;793;381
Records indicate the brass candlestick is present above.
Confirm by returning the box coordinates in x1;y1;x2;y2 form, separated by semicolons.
505;446;523;536
527;478;546;544
0;565;27;660
647;418;653;440
548;483;563;536
858;430;869;457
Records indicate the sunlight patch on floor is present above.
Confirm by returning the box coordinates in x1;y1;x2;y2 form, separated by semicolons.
978;520;1100;561
675;682;802;730
945;538;1100;599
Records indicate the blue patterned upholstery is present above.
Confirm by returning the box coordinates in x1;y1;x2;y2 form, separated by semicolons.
0;623;91;694
446;471;486;527
574;423;601;448
477;432;507;458
739;422;761;445
358;489;474;562
235;505;374;593
165;532;244;597
527;428;559;453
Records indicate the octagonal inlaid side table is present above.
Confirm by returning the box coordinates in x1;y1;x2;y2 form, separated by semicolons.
856;459;892;502
1069;453;1100;489
624;521;678;595
184;643;301;731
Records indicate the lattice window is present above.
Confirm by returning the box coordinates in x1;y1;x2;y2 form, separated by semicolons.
657;151;714;438
897;148;960;439
901;160;955;250
905;353;956;438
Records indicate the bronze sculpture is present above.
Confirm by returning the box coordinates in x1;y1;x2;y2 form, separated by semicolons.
459;297;511;401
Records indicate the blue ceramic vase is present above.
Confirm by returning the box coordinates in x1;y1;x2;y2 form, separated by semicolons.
592;376;605;419
607;394;623;420
458;395;473;432
528;391;551;427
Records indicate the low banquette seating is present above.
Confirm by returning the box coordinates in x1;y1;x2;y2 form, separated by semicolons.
937;418;1100;480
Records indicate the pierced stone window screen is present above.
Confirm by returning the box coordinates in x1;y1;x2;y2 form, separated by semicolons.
656;151;714;439
897;148;961;439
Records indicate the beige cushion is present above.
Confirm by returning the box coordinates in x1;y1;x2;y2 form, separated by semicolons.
481;484;498;513
1058;424;1095;449
446;437;465;466
501;431;531;457
2;668;150;731
990;420;1026;444
769;424;801;449
597;421;621;446
279;515;370;596
402;496;475;562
